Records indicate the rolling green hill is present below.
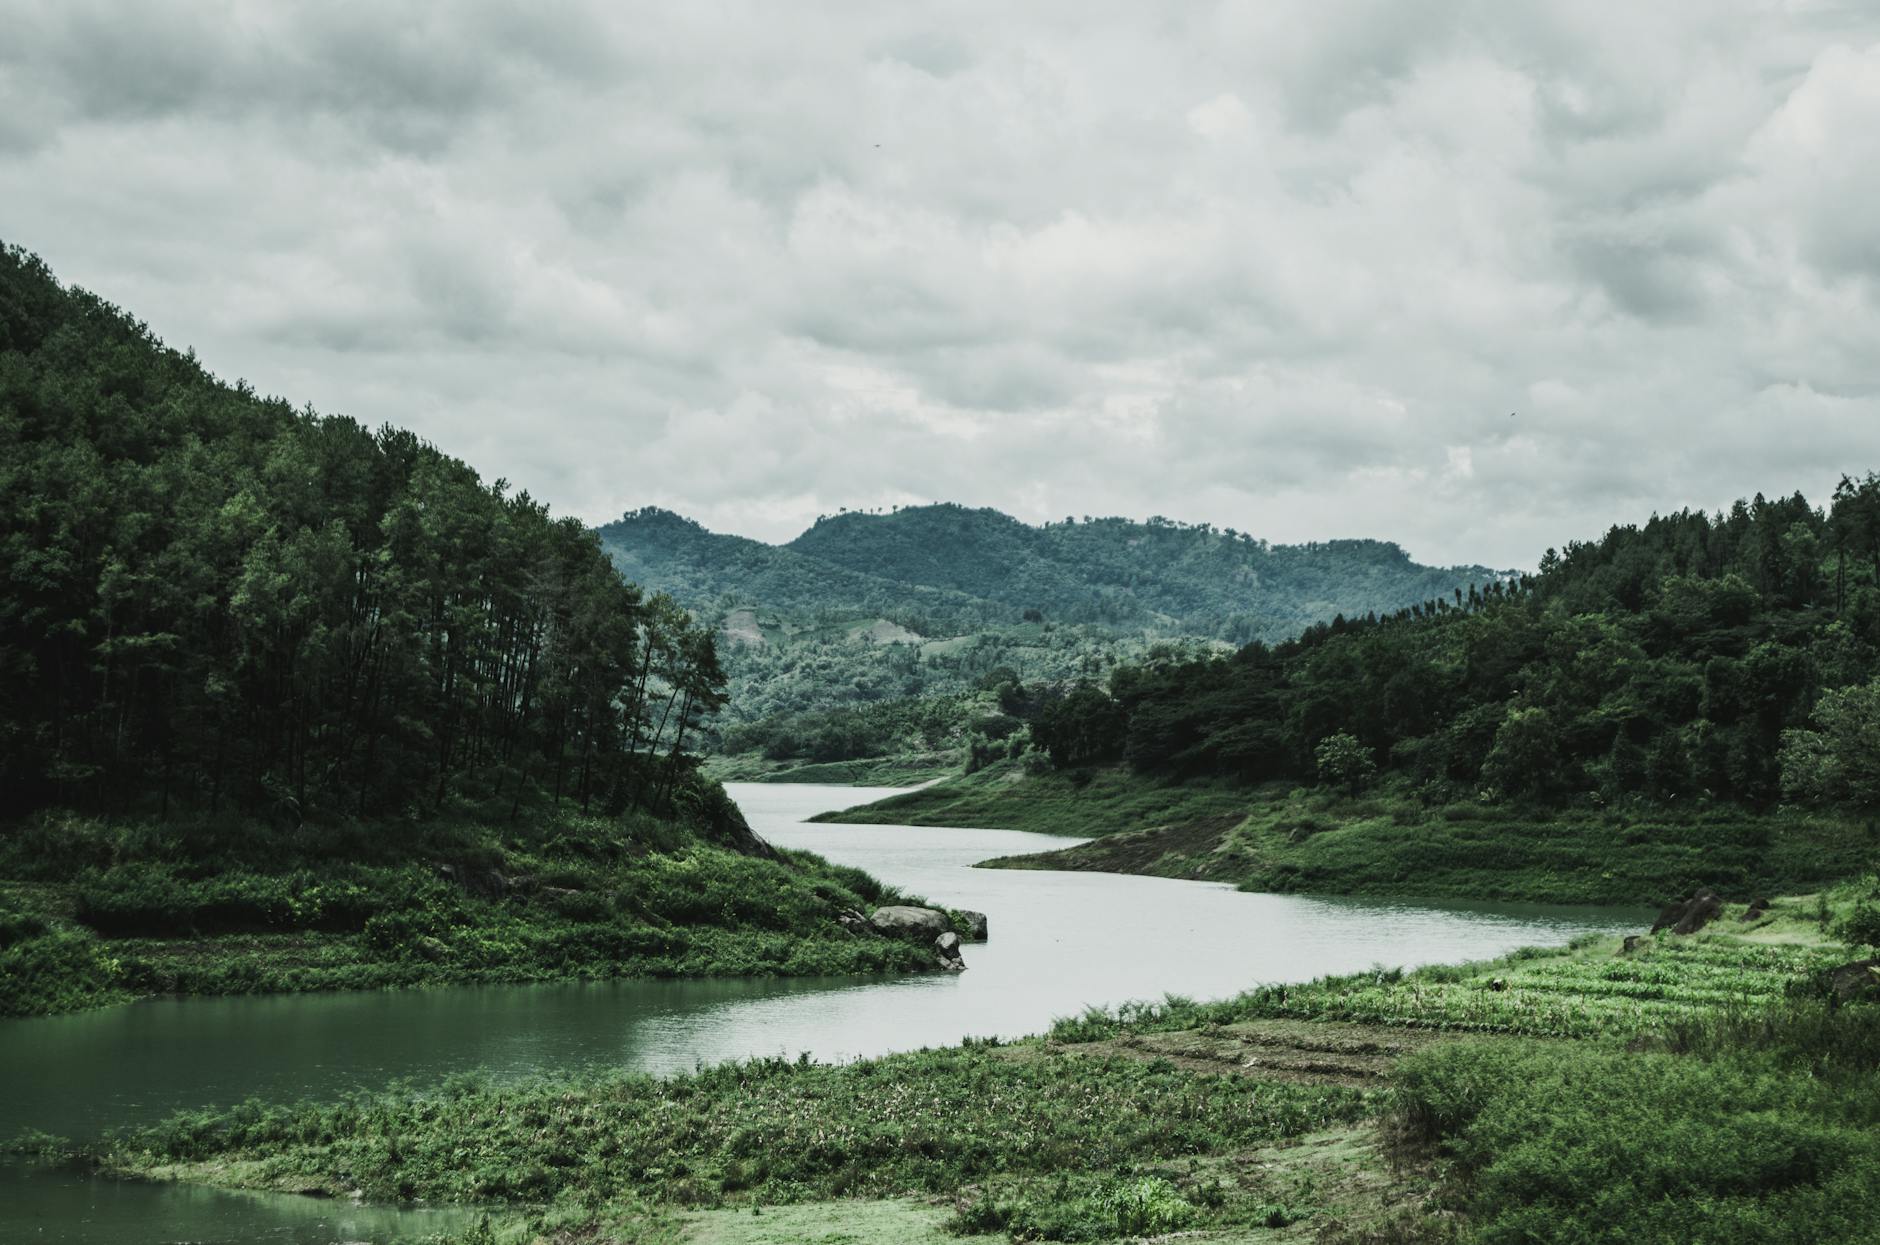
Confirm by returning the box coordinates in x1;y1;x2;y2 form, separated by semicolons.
595;505;1505;778
788;504;1503;637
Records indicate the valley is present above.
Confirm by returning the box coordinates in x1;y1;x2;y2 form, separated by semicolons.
3;246;1879;1244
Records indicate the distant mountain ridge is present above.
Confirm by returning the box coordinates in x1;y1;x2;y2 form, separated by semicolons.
597;503;1504;643
597;507;1017;634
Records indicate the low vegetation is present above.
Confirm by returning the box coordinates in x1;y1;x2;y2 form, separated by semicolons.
47;886;1880;1243
81;1045;1368;1242
1389;1020;1880;1244
0;788;936;1020
826;762;1874;906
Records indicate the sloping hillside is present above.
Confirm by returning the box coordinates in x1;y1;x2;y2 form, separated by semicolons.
597;505;1507;775
786;504;1505;640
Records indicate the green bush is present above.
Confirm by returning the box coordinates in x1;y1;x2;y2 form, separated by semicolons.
0;927;122;1017
1832;878;1880;949
1097;1175;1195;1236
1392;1031;1880;1244
0;905;50;949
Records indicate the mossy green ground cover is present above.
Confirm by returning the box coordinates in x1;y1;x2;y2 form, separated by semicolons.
0;805;935;1019
57;886;1880;1244
83;1046;1368;1243
826;761;1878;906
706;753;960;787
1049;922;1843;1042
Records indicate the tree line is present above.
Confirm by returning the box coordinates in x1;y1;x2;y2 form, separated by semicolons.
0;244;725;825
1027;483;1880;811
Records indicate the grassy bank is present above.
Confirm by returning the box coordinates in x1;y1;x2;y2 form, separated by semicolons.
54;885;1880;1243
705;752;960;787
821;761;1878;906
811;762;1249;835
80;1045;1370;1243
0;792;940;1020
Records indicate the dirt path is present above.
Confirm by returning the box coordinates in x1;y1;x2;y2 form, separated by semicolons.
1016;1018;1453;1087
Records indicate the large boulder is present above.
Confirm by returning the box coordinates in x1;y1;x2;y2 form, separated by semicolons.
1828;958;1880;1005
1673;889;1724;935
870;905;953;940
958;910;989;942
1651;888;1724;936
1649;899;1686;934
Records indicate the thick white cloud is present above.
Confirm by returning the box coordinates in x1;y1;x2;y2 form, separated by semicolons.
3;0;1877;567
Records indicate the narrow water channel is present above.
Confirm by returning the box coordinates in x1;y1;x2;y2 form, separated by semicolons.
0;785;1647;1243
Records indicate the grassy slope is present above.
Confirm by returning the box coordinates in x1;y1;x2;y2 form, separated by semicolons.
819;761;1878;906
0;799;943;1020
704;752;962;787
68;889;1880;1244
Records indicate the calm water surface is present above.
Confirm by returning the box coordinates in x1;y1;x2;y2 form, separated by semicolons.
0;783;1648;1242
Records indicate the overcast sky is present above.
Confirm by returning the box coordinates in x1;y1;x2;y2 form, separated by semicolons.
4;2;1878;568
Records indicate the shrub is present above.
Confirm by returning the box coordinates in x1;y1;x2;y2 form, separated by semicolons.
1391;1033;1880;1243
0;927;122;1017
1097;1175;1194;1236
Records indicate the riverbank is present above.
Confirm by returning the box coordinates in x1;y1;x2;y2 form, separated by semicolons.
817;761;1877;906
705;752;960;787
0;790;945;1020
60;885;1880;1244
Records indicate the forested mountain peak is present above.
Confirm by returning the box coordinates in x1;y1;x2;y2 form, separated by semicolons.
602;501;1501;642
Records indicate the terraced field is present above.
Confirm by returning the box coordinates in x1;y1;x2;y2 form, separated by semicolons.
1050;912;1848;1043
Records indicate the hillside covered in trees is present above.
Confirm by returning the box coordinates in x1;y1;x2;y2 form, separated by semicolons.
787;504;1501;637
0;244;942;1017
594;504;1501;779
828;484;1880;904
601;503;1500;642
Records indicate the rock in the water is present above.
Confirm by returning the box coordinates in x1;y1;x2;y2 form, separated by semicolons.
958;910;989;942
870;905;953;940
1827;958;1880;1004
934;930;966;971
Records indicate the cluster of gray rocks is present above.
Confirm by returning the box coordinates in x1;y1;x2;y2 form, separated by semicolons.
837;903;988;971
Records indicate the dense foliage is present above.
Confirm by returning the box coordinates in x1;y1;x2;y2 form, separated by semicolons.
0;244;724;825
0;245;967;1019
1392;1014;1880;1244
0;790;930;1019
594;503;1496;767
1025;485;1880;813
601;504;1497;643
786;504;1501;638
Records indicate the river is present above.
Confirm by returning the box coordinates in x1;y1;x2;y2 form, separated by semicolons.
0;784;1647;1243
